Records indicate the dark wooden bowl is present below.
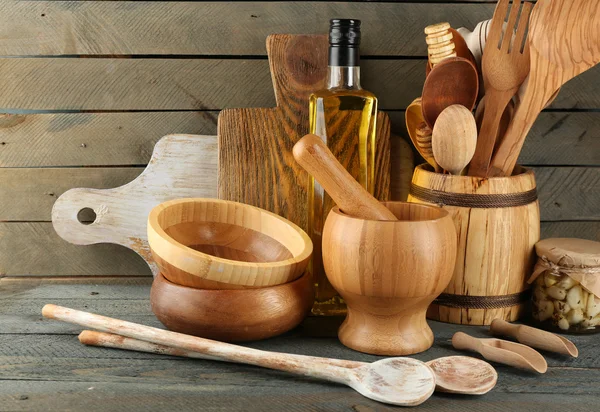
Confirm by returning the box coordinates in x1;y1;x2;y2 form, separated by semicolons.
150;271;314;342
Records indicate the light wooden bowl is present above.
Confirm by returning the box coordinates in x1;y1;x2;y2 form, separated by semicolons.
323;202;457;356
147;198;312;289
150;272;314;342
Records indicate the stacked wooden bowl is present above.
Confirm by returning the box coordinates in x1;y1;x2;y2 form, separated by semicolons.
147;198;314;341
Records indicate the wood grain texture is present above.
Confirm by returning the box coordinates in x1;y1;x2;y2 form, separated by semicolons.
0;112;218;167
323;202;456;355
51;135;218;276
150;272;313;341
218;35;390;233
3;167;598;222
409;166;540;325
0;58;597;110
0;2;495;56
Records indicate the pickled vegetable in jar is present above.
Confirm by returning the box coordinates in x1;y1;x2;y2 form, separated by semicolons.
529;238;600;334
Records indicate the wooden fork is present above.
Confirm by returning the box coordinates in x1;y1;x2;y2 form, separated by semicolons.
467;0;533;177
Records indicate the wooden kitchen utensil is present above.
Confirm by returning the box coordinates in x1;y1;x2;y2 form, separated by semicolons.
293;134;397;221
421;57;479;128
432;105;477;176
490;0;600;177
80;332;497;396
43;305;435;406
323;202;457;355
425;23;457;66
426;28;478;76
147;198;312;289
218;34;391;232
457;20;491;66
405;99;440;172
452;331;548;373
468;0;533;178
475;97;515;151
490;319;578;357
150;272;313;341
52;134;217;276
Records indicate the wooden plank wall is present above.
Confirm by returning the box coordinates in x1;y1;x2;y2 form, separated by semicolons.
0;1;598;278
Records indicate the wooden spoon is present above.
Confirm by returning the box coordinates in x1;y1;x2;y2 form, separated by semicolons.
293;134;398;221
490;319;578;357
452;332;548;373
43;305;434;406
405;98;439;171
426;28;478;76
432;105;477;175
421;56;479;128
468;0;533;178
79;331;497;396
490;0;600;177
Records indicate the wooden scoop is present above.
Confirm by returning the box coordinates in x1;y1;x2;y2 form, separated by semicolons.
490;319;578;358
452;332;548;373
421;56;479;128
43;305;434;406
79;331;497;396
293;134;397;221
406;99;441;172
432;105;477;175
490;0;600;176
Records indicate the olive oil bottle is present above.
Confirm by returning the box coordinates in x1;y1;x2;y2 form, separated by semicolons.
308;19;378;315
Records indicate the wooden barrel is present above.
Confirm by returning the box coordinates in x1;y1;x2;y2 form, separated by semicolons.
408;164;540;325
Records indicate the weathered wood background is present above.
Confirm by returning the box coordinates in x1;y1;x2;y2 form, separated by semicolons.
0;1;598;277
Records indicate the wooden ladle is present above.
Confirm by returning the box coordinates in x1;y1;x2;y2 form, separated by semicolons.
79;331;497;396
490;0;600;176
43;305;435;406
452;332;548;373
421;56;479;128
432;105;477;175
293;134;397;221
490;319;578;357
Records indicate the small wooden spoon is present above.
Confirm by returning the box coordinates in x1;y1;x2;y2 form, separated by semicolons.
79;331;497;396
414;122;440;172
293;134;398;221
452;332;548;373
43;305;435;406
426;29;478;76
490;319;578;357
422;56;479;128
432;105;477;175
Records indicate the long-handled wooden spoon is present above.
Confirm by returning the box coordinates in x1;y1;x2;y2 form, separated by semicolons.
452;332;547;373
468;0;533;177
43;305;434;406
79;331;497;396
432;105;477;175
489;0;600;177
490;319;578;357
292;134;398;221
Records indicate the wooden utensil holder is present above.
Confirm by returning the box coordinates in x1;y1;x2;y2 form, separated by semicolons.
408;164;540;325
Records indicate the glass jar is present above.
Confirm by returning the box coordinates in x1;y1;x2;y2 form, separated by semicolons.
529;238;600;334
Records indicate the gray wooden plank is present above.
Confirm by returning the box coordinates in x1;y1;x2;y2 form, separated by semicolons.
0;379;593;412
1;166;598;221
0;2;496;56
3;112;599;168
0;222;151;277
0;112;219;167
0;58;597;110
542;221;600;242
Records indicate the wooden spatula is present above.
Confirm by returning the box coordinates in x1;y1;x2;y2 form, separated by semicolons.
467;0;533;177
489;0;600;177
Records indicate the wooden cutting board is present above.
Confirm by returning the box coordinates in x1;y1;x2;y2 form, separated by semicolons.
218;34;391;231
51;134;218;275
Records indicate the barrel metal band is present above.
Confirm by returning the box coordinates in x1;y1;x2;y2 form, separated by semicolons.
433;291;530;309
409;184;538;208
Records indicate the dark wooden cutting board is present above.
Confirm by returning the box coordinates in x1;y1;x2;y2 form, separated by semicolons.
218;34;390;231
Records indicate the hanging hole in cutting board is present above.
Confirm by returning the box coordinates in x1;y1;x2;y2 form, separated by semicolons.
77;208;97;225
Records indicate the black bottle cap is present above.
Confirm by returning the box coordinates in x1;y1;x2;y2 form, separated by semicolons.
328;19;361;67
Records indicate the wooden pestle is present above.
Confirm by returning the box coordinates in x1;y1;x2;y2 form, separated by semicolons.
293;134;397;221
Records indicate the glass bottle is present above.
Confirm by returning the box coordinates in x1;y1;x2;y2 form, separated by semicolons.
308;19;378;316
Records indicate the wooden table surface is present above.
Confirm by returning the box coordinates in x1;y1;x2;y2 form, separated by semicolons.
1;276;598;411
